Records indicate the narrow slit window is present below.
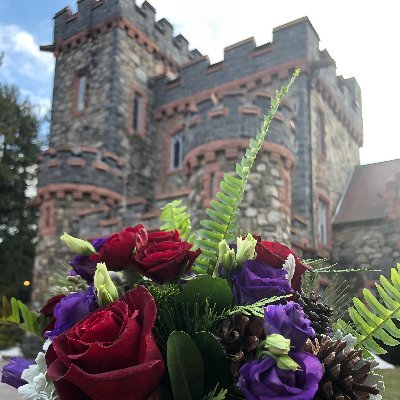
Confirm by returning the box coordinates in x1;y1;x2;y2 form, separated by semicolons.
133;93;142;132
318;199;328;244
316;110;325;155
76;75;87;112
171;134;183;170
209;172;215;199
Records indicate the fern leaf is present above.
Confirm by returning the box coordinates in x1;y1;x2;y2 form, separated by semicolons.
0;296;47;338
160;200;194;243
195;70;300;274
348;264;400;354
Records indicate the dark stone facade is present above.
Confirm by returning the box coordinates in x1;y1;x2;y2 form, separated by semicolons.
33;0;366;306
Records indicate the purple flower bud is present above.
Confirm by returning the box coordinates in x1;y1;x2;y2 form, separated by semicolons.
238;351;323;400
45;285;98;338
264;301;315;350
231;260;293;305
1;357;35;389
70;236;109;282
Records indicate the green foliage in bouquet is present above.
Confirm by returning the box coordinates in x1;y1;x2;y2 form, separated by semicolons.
0;296;47;338
345;263;400;355
160;200;194;244
194;70;300;275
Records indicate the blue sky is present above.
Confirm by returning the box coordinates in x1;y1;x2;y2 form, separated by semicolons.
0;0;399;164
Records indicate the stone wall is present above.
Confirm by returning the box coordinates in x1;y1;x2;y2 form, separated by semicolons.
332;219;400;279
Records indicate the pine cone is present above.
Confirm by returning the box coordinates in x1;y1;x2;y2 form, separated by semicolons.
304;336;380;400
294;291;333;336
215;312;264;380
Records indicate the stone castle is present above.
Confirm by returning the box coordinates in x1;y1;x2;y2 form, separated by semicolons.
33;0;400;305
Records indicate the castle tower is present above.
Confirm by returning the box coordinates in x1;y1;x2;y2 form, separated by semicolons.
34;0;196;306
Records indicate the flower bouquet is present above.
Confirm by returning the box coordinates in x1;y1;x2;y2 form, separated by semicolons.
1;70;399;400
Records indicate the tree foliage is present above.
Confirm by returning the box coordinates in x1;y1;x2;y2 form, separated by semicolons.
0;69;41;299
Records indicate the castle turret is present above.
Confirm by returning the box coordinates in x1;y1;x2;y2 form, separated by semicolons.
34;0;197;306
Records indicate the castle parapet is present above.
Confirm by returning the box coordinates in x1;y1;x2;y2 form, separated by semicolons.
52;0;198;65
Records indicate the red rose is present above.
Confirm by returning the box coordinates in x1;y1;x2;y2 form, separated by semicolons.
90;225;148;270
46;286;164;400
132;230;201;284
40;294;65;333
255;241;311;291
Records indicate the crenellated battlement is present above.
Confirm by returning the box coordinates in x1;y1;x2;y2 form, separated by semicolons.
52;0;200;65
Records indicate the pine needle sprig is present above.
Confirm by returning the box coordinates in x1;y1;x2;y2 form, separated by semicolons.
160;199;194;243
229;295;290;318
194;70;300;275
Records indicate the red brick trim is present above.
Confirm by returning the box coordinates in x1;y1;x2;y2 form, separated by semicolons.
47;160;60;168
128;83;147;138
141;210;161;220
184;139;295;171
100;217;122;227
39;199;56;236
180;55;209;70
238;105;261;115
156;189;190;200
165;78;182;90
126;197;147;206
208;107;229;119
92;161;110;172
202;162;223;208
80;146;98;154
67;158;86;167
74;206;109;217
38;184;122;205
164;124;185;174
154;59;307;118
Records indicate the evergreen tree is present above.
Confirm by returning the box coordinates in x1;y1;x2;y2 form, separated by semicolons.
0;54;41;300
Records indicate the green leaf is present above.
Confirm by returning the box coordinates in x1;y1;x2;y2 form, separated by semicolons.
0;296;47;337
181;276;233;313
346;265;400;355
167;331;204;400
193;332;231;394
160;200;194;243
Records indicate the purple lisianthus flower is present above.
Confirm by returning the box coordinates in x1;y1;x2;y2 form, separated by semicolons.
264;302;315;350
231;260;293;305
238;351;323;400
1;357;35;389
45;285;98;338
70;236;109;282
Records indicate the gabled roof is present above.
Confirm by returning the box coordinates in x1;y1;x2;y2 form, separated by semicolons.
333;159;400;224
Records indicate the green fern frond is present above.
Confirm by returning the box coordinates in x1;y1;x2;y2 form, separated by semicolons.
230;295;291;318
203;385;228;400
160;200;194;243
348;263;400;355
0;296;47;338
195;70;300;274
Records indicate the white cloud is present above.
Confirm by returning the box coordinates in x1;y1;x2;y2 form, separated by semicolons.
0;24;54;81
19;88;51;118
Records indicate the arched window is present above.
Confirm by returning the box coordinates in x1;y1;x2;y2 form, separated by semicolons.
171;134;183;170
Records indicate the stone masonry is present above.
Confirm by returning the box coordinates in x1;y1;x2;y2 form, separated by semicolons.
33;0;370;306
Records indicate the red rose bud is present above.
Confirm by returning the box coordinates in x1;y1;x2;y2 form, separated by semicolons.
46;286;164;400
90;225;147;271
132;231;201;284
255;241;311;291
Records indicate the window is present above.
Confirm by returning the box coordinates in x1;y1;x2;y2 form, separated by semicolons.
316;110;325;155
209;172;215;199
76;75;87;112
318;199;328;244
171;134;183;170
133;93;143;132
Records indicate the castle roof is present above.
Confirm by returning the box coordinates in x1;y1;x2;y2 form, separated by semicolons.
334;159;400;224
